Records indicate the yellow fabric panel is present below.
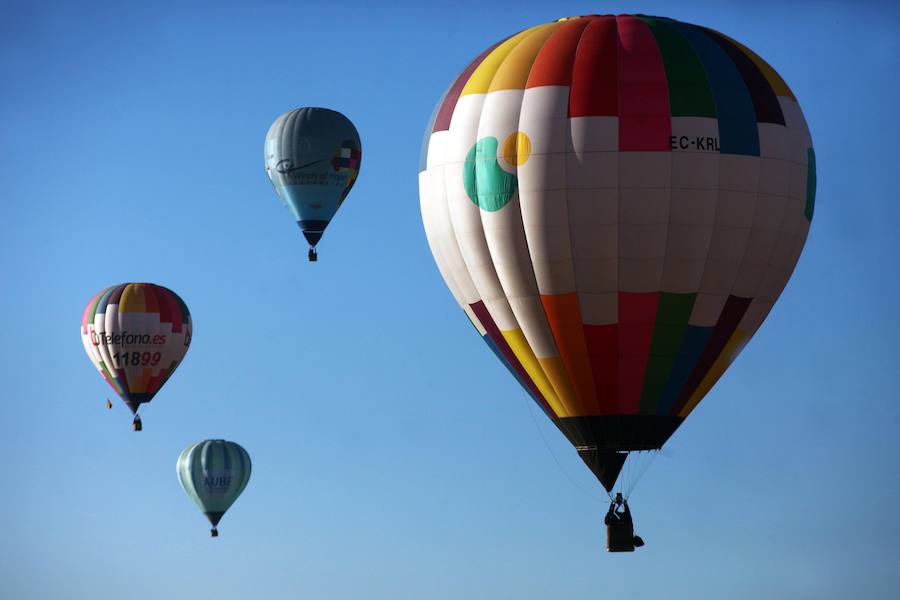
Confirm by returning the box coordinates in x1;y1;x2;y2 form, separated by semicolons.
136;367;152;393
678;329;751;418
721;33;795;100
461;25;550;96
500;328;569;417
118;284;146;313
536;356;581;418
487;22;561;92
502;131;531;166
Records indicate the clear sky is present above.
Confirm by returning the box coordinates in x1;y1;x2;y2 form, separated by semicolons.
1;1;898;598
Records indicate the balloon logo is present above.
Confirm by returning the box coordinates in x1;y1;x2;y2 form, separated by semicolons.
464;131;531;212
419;15;815;498
177;439;252;537
80;283;192;430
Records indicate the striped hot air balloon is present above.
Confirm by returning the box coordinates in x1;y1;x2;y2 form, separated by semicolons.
177;439;252;537
264;107;362;261
80;283;192;430
419;15;815;500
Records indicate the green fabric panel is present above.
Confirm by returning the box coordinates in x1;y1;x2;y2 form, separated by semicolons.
177;446;205;511
640;17;717;118
639;292;698;414
805;147;816;221
463;137;517;212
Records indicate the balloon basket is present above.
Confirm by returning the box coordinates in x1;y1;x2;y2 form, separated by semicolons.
606;523;635;553
132;418;142;432
308;248;318;262
211;528;218;538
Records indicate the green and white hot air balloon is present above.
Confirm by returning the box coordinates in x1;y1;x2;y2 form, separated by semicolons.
177;439;252;537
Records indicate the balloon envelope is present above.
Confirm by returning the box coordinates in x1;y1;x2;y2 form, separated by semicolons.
264;107;362;250
419;15;815;491
80;283;192;417
177;439;252;533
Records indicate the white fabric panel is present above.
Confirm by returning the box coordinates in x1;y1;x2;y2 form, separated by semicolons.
567;151;618;189
758;123;791;161
738;298;774;334
567;115;620;322
671;152;719;190
567;116;618;152
518;86;568;154
82;319;105;373
731;123;792;298
425;128;448;169
523;190;576;291
619;153;670;293
420;129;468;309
98;305;118;372
779;97;812;160
757;157;791;197
689;293;727;327
670;117;720;155
477;89;560;359
420;166;468;310
619;152;672;189
664;142;718;294
669;188;718;225
444;95;521;331
579;292;618;325
426;167;481;304
718;155;760;192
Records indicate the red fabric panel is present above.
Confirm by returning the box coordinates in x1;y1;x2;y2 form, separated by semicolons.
569;16;618;117
583;324;619;414
618;292;660;413
527;18;591;88
616;15;671;150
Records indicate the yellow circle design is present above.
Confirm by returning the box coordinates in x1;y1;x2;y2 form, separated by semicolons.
501;131;531;167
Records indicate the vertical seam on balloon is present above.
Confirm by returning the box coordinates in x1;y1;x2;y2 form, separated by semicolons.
563;16;602;414
475;26;577;414
664;24;725;319
557;15;605;415
653;24;729;414
492;24;582;416
636;15;676;415
440;32;565;416
699;27;785;126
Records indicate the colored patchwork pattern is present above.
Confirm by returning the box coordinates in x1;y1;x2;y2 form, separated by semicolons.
265;107;362;247
80;283;192;414
419;15;814;453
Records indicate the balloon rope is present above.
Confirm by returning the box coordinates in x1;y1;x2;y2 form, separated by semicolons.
520;391;605;502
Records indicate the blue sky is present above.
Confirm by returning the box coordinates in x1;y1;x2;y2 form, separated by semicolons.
1;0;898;598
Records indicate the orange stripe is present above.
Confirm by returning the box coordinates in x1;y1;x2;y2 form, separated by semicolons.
540;293;601;415
526;17;591;87
488;22;562;92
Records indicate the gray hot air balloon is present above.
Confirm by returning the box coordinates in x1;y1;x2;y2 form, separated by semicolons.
264;107;362;261
177;439;252;537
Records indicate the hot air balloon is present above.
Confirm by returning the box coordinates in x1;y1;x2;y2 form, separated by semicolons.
177;439;252;537
81;283;192;431
264;107;362;261
419;14;815;551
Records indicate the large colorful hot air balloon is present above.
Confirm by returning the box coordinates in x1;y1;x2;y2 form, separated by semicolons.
419;14;815;547
264;107;362;261
177;439;252;537
81;283;192;431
